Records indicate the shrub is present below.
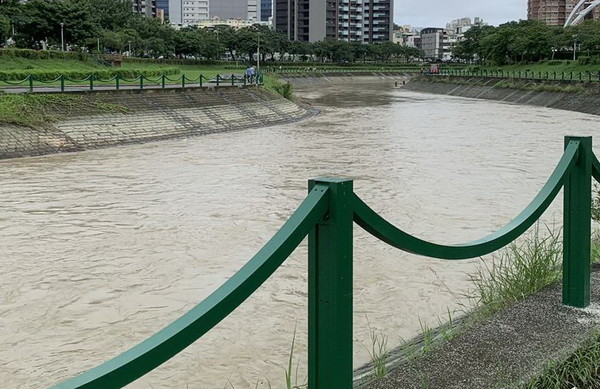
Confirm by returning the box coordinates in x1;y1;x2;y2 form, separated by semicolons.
0;67;180;82
273;81;293;99
0;48;88;61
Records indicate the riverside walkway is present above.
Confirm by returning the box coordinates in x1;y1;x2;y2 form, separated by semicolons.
359;264;600;389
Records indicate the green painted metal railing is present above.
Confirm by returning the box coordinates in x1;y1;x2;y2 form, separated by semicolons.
268;67;422;75
49;136;598;388
0;73;262;93
430;68;600;82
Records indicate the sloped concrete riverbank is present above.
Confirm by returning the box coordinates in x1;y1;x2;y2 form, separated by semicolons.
0;86;315;160
403;77;600;116
358;264;600;389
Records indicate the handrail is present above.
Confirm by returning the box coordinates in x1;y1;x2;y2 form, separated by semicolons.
50;185;330;389
354;140;579;259
352;140;580;259
0;71;260;92
44;137;597;388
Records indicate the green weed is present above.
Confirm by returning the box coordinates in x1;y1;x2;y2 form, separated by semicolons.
469;225;562;315
520;330;600;389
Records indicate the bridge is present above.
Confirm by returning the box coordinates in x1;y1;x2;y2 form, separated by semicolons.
565;0;600;26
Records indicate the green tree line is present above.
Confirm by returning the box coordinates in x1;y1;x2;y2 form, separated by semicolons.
453;19;600;65
0;0;423;62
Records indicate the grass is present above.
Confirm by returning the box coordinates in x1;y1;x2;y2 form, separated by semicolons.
363;314;390;379
0;94;130;127
469;225;563;315
520;329;600;389
262;73;293;100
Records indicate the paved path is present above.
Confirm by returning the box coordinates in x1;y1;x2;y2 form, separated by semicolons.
357;263;600;388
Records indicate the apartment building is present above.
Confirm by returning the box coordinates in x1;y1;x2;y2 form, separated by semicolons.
528;0;598;25
132;0;157;17
210;0;262;21
168;0;263;25
168;0;209;25
275;0;393;43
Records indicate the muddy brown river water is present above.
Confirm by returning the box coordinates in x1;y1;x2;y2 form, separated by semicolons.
1;78;599;388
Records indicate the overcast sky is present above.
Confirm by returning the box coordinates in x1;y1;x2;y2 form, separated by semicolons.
394;0;527;28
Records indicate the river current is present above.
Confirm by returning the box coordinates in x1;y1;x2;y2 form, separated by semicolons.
1;78;599;388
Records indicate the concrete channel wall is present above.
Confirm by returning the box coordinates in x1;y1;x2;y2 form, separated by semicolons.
403;77;600;116
0;86;314;160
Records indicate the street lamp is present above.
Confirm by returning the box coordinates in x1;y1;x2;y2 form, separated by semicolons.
60;22;64;51
256;32;260;73
573;35;578;61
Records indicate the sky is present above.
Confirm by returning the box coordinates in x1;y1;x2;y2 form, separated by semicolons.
393;0;527;28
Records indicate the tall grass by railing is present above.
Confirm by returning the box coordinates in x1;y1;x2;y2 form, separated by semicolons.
0;73;263;93
46;136;599;389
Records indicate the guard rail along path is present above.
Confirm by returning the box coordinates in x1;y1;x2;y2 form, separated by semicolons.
0;73;262;93
428;68;600;82
48;136;599;389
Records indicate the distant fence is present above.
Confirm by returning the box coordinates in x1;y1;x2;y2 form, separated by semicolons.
267;67;422;74
48;136;598;388
429;68;600;82
0;73;264;93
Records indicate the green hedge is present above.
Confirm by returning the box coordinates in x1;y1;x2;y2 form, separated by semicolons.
0;67;180;81
0;48;90;61
123;57;228;66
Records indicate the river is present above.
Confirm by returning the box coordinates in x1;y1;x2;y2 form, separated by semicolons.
1;77;599;388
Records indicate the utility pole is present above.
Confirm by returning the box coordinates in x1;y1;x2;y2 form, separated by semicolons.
257;32;260;73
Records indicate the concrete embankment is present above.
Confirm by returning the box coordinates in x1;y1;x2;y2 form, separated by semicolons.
358;264;600;388
0;86;314;160
403;77;600;116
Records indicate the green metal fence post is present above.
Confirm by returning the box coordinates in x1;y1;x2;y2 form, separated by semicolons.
216;75;220;86
199;75;203;87
28;74;34;92
307;178;353;389
140;75;144;89
563;136;592;308
116;74;120;90
89;74;94;91
182;75;186;88
162;74;165;89
60;75;65;92
231;74;235;86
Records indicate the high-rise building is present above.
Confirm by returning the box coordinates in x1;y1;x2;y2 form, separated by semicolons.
261;0;272;21
133;0;157;17
157;0;169;18
169;0;210;25
275;0;393;43
209;0;262;21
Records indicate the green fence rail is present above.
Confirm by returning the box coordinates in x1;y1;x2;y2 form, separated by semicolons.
429;68;600;82
268;67;422;74
0;73;264;93
48;136;598;388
